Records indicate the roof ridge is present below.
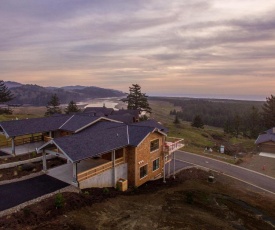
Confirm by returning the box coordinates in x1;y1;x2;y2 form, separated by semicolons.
59;115;75;129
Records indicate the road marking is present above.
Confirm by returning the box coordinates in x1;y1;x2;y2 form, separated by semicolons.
176;158;275;196
177;150;275;181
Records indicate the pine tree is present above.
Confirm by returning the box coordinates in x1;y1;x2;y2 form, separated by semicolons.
45;94;62;116
0;80;14;103
173;115;180;124
191;115;204;128
262;95;275;129
126;84;152;113
64;100;80;114
0;80;14;114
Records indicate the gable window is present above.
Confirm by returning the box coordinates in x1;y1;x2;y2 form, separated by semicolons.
140;165;148;179
150;139;159;152
153;158;160;171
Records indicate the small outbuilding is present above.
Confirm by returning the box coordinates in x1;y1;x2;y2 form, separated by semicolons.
255;128;275;155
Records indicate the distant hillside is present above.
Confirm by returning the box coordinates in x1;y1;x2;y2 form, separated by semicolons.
5;81;23;88
6;82;125;106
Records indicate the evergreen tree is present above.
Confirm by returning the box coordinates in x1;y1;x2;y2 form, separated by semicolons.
64;100;80;114
127;84;152;113
0;80;14;114
173;115;180;124
233;114;241;137
243;106;262;138
45;94;62;116
262;95;275;129
191;115;204;128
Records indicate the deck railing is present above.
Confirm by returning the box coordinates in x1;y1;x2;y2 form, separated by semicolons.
77;157;125;182
0;135;43;148
163;137;184;154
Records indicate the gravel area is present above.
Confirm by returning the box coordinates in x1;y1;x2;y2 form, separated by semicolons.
239;154;275;178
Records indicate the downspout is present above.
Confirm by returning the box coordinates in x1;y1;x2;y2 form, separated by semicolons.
11;137;15;156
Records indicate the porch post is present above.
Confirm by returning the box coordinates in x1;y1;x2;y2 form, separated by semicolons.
11;137;15;155
112;150;116;187
163;151;166;183
168;159;171;177
49;131;52;138
73;162;78;185
173;152;176;179
42;150;47;172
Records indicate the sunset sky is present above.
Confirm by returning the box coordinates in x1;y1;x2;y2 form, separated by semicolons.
1;0;275;100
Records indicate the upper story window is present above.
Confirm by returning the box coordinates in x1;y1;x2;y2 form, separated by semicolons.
150;139;159;152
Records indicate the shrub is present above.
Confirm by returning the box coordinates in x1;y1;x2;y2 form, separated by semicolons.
103;187;109;195
55;193;65;209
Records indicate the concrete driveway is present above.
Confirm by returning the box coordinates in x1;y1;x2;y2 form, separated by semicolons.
0;175;69;211
176;151;275;195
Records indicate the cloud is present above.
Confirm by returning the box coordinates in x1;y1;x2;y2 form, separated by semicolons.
0;0;274;99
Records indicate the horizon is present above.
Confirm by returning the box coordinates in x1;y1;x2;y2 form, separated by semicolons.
1;1;275;99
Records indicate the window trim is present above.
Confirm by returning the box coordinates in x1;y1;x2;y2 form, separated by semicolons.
139;164;148;179
150;138;160;152
152;157;160;172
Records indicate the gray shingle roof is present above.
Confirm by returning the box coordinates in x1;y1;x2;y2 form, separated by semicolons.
83;107;114;116
255;128;275;144
132;119;168;133
0;115;71;137
38;121;166;162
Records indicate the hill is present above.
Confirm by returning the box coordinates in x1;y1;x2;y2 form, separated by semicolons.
5;82;125;106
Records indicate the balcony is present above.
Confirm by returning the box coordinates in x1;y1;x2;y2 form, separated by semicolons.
163;137;184;154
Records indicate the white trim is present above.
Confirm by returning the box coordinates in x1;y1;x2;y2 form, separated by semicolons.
74;117;122;133
59;115;74;129
152;157;160;172
0;124;10;138
126;125;129;144
150;138;160;153
139;163;148;180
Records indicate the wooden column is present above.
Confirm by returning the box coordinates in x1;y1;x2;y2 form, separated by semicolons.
11;137;15;155
112;150;116;187
42;150;47;172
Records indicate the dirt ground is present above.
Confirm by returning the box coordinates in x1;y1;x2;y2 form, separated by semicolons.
1;168;275;230
0;157;66;181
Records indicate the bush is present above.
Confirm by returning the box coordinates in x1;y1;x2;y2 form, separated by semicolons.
103;187;109;195
55;193;65;209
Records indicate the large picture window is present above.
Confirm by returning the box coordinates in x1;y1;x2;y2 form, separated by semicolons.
140;165;148;179
153;158;160;171
150;139;159;152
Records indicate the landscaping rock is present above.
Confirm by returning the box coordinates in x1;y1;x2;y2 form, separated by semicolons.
21;163;35;172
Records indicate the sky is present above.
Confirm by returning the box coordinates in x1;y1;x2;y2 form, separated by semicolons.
0;0;275;100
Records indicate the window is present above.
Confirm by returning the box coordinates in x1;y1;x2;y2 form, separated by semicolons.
153;158;160;171
140;165;148;179
150;139;159;152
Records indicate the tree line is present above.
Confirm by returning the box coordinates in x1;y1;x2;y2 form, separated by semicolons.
164;96;274;138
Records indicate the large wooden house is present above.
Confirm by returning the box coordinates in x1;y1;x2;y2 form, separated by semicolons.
0;110;183;189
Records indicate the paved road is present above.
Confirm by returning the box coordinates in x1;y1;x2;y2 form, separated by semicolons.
165;160;193;177
175;151;275;194
0;175;69;211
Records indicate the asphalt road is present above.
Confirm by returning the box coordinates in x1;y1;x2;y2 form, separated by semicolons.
175;150;275;194
0;175;69;211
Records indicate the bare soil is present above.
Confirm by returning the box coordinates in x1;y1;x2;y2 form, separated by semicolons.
1;168;275;230
0;157;66;181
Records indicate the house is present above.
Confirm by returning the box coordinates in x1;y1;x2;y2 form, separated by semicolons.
255;127;275;156
0;110;184;189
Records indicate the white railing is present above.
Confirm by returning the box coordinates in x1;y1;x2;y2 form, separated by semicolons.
163;137;184;153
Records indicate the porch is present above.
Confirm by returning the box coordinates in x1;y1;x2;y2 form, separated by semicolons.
43;148;127;189
0;134;54;156
164;137;184;157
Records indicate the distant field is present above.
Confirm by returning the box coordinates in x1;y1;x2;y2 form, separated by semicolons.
149;99;256;161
